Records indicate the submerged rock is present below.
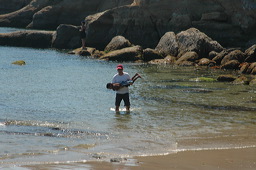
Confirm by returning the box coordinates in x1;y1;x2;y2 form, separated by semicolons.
233;76;250;85
249;78;256;86
217;75;237;82
68;47;104;58
12;60;26;65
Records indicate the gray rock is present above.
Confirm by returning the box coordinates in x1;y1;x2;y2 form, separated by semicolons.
100;45;143;61
155;32;178;57
176;28;223;58
52;24;80;49
104;36;132;52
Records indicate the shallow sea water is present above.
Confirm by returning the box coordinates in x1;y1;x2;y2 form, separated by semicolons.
0;29;256;169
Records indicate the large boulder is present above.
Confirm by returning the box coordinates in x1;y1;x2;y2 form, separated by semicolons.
176;28;223;58
155;32;178;57
0;30;54;48
52;24;80;49
100;45;143;61
104;36;132;52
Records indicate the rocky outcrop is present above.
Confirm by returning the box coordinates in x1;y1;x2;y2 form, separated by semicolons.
1;0;256;49
0;0;133;29
0;0;52;28
0;0;31;15
0;30;54;48
84;0;256;49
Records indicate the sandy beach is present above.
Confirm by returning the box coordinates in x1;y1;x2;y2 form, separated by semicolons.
89;147;256;170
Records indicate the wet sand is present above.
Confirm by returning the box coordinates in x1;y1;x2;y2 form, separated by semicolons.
89;147;256;170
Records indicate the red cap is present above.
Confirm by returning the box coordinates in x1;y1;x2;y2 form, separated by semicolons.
116;64;123;70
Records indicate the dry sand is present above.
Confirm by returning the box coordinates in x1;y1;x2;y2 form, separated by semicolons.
89;147;256;170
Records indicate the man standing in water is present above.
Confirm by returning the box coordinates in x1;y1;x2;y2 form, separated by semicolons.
112;64;131;112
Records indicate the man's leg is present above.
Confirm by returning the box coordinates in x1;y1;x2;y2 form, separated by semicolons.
115;94;122;112
123;93;130;112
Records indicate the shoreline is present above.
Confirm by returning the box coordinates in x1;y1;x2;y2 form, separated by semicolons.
89;147;256;170
20;147;256;169
19;122;256;169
